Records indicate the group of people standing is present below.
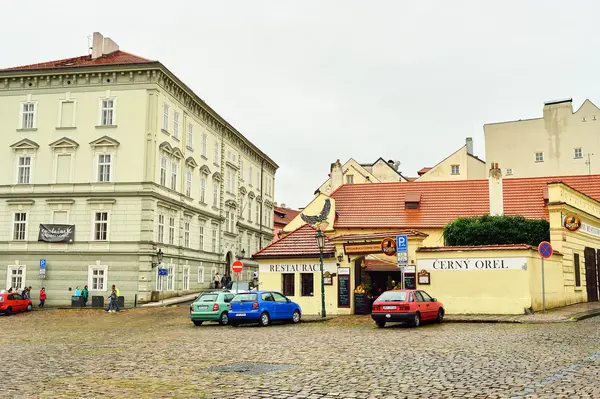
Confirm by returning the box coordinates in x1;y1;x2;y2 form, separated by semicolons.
213;273;232;289
73;285;90;306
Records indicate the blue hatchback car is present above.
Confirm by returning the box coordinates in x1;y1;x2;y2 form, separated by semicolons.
228;291;302;327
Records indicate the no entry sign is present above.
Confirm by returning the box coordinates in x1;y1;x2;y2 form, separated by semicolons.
538;241;553;259
232;260;244;273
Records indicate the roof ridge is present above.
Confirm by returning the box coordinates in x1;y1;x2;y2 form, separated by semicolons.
252;223;316;257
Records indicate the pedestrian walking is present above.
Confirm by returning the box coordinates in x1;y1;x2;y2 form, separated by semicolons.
39;287;47;308
74;286;81;297
106;285;119;313
82;285;89;306
220;274;227;289
214;273;220;289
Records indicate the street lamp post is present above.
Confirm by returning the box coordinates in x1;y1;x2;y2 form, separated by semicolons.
315;230;326;318
235;249;246;294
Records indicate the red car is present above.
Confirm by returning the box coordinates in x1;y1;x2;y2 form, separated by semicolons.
0;292;33;315
371;289;444;328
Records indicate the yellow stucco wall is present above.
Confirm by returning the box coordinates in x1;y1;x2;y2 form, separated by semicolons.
416;146;485;182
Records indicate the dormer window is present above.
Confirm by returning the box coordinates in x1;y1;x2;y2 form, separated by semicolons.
404;192;421;209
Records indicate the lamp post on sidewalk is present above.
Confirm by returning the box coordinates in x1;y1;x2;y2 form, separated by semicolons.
315;230;326;318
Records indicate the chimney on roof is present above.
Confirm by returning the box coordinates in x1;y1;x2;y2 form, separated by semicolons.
330;159;343;191
488;162;503;216
92;32;104;59
466;137;473;155
281;203;286;209
103;37;119;55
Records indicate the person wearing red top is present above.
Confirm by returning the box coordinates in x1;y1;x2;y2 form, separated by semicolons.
39;287;47;308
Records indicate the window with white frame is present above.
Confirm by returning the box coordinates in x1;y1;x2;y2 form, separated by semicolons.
185;168;192;197
213;183;219;205
88;265;108;291
535;152;544;162
211;224;217;252
229;210;235;233
214;143;219;164
94;212;109;241
241;161;245;181
506;168;513;176
451;165;460;175
257;171;261;190
200;176;207;203
249;166;253;185
247;233;252;255
248;199;252;222
170;160;178;191
97;154;112;182
156;268;165;291
160;156;167;186
7;266;26;290
574;147;583;159
256;203;260;225
158;214;165;243
187;123;193;148
199;225;205;250
168;217;175;245
198;262;205;283
225;211;231;233
183;266;190;290
202;134;207;157
13;212;27;241
173;112;179;139
162;104;169;131
101;99;114;126
17;156;31;184
226;169;232;193
21;103;36;129
167;266;175;291
184;220;190;247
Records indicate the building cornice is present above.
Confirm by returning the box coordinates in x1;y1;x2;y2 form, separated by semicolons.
0;62;278;174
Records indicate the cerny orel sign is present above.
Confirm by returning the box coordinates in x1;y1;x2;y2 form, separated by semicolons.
417;257;527;271
259;263;337;274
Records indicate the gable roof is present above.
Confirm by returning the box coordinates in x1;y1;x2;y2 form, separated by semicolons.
274;207;301;227
330;174;600;229
253;224;335;259
1;51;154;71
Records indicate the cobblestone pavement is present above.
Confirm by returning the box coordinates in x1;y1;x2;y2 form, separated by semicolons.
1;308;599;399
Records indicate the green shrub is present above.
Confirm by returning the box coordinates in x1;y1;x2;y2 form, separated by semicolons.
442;215;550;247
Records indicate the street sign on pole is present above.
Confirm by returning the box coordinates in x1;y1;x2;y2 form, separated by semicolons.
232;260;244;273
158;268;168;276
538;241;553;313
396;235;408;252
39;259;47;279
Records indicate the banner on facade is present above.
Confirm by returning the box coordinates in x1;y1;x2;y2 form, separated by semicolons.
38;224;75;243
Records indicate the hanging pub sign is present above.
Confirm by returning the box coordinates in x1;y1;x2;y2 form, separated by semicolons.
417;270;430;285
344;242;382;255
381;237;397;256
38;224;75;243
563;214;581;232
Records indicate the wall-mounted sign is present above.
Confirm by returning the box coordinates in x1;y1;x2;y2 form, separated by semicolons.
417;257;528;271
343;242;382;255
259;263;337;274
323;272;333;285
337;267;350;275
38;224;75;243
563;214;582;232
381;237;397;256
580;222;600;238
417;270;430;285
338;274;350;307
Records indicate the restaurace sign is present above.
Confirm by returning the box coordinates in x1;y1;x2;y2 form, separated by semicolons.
418;257;528;271
259;263;337;273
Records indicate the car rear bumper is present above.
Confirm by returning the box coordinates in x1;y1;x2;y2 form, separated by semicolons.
189;312;220;321
371;311;417;323
229;310;261;321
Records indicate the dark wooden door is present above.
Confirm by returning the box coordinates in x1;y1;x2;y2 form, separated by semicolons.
584;247;598;302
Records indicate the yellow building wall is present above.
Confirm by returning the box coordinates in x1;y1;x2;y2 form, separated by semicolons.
417;146;476;182
527;255;567;310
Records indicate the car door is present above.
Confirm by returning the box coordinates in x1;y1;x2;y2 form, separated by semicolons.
413;291;430;320
9;294;23;311
416;291;436;320
420;291;439;317
271;292;291;319
260;292;276;317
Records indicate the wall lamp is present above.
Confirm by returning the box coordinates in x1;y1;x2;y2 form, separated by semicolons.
151;248;164;268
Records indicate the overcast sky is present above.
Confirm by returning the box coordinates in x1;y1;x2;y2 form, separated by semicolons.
2;1;599;208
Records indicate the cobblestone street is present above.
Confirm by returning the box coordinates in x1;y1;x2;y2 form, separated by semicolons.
1;308;599;399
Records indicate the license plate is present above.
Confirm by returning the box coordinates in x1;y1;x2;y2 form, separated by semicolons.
383;306;397;310
199;306;208;310
236;313;246;316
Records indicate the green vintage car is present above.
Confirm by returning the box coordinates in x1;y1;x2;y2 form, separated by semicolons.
188;291;235;326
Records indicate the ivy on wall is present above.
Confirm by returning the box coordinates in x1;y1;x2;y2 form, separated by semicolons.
443;215;550;247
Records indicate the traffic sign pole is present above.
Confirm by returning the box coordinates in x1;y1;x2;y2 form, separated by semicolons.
538;241;553;313
541;258;546;313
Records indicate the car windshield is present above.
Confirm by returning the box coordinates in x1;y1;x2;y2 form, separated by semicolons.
376;291;408;302
195;294;218;303
232;293;257;302
228;282;250;291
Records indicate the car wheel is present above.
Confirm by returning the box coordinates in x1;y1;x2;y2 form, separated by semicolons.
436;309;444;323
376;321;386;328
26;304;32;312
259;312;270;327
6;306;12;315
292;310;301;324
193;321;203;326
412;312;421;327
219;312;229;325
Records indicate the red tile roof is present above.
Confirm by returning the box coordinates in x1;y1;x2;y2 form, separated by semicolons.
1;51;154;71
331;230;428;242
273;207;300;228
417;167;432;176
330;174;600;229
253;224;335;259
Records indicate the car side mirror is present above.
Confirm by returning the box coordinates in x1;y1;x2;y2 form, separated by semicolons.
432;298;437;302
286;298;291;303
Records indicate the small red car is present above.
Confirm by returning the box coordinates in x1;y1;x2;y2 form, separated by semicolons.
0;292;33;315
371;289;444;328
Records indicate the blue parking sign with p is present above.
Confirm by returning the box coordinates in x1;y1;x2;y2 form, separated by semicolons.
396;235;408;251
40;259;47;269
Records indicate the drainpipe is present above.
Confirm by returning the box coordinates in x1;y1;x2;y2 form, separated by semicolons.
259;159;264;249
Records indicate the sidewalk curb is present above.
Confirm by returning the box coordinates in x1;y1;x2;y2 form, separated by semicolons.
301;316;336;323
570;309;600;321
